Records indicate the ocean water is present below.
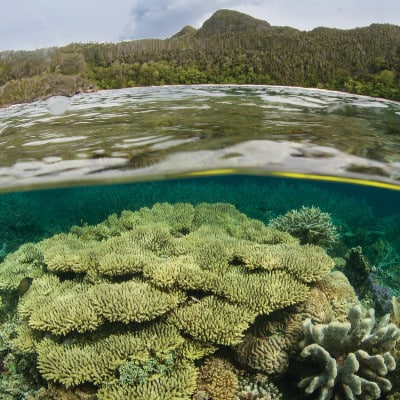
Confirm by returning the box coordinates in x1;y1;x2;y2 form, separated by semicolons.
0;85;400;400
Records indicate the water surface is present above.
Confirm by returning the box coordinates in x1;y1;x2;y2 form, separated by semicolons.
1;85;400;191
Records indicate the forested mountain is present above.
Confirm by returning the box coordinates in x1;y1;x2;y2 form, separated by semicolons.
1;9;400;106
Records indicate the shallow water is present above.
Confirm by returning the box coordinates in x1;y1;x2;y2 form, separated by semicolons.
0;85;400;191
0;86;400;399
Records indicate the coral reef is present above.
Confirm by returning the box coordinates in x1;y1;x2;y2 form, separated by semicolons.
343;246;394;315
194;357;239;400
373;239;400;297
269;205;338;247
234;374;282;400
0;243;44;291
298;304;400;400
343;246;373;302
27;384;97;400
0;202;335;398
391;296;400;326
0;177;378;255
97;361;198;400
235;271;357;375
368;273;393;315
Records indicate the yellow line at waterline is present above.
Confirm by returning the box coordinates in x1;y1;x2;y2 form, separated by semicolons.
184;169;238;177
268;171;400;190
182;169;400;190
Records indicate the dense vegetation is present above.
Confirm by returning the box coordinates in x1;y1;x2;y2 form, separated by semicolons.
1;9;400;106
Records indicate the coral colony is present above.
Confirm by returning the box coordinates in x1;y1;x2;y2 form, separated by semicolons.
0;203;399;399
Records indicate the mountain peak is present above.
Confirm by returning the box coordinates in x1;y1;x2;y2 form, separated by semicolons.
171;25;197;39
197;9;271;36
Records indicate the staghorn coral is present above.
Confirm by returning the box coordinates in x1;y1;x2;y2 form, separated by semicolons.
0;202;335;397
232;243;333;283
298;304;400;400
269;205;338;247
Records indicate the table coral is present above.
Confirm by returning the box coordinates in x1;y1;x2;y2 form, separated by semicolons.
0;202;335;398
299;304;400;400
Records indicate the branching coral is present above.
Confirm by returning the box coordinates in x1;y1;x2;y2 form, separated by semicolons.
269;205;338;247
298;305;400;399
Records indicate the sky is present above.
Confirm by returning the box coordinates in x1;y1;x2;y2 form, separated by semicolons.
1;0;400;52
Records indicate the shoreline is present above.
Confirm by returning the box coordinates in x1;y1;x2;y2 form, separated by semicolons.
1;83;399;110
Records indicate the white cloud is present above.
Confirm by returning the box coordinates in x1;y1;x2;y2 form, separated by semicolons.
120;0;256;40
0;0;399;51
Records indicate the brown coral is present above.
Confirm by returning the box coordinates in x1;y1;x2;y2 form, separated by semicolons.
194;357;239;400
235;271;357;375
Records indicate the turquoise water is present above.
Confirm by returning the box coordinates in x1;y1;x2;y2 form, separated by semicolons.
0;86;400;399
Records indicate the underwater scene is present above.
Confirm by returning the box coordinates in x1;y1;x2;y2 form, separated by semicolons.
1;85;400;400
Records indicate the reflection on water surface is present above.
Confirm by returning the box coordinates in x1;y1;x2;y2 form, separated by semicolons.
0;85;399;191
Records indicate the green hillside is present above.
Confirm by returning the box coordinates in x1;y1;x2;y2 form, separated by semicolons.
1;9;400;106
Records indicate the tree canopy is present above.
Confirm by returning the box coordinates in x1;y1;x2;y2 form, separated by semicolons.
1;10;399;106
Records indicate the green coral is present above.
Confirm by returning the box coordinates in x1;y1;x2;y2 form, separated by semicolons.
269;205;339;247
118;350;177;385
36;322;185;387
0;243;44;290
298;305;400;400
18;275;185;335
0;202;335;397
98;361;197;400
169;295;257;345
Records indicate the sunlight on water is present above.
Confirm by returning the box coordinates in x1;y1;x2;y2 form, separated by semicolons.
46;95;71;115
